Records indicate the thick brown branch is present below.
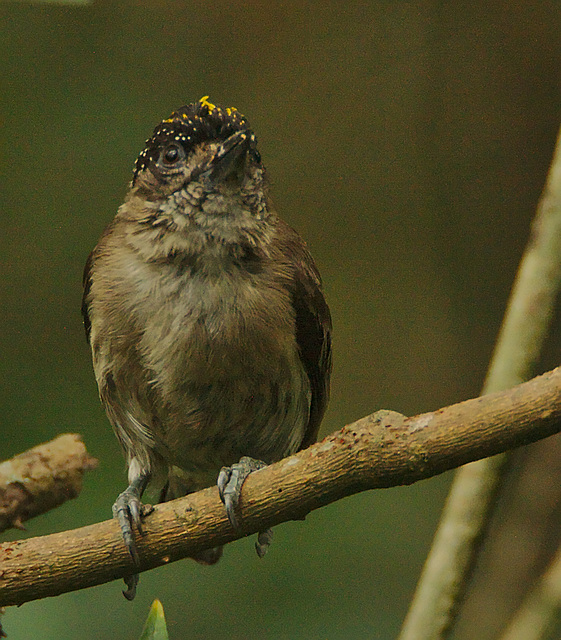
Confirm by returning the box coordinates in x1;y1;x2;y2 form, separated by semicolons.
2;368;561;606
0;435;98;533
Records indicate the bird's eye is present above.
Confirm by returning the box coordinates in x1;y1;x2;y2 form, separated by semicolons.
162;144;182;165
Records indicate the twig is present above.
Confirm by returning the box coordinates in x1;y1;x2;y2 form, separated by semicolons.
399;124;561;640
1;367;561;607
499;543;561;640
0;434;98;533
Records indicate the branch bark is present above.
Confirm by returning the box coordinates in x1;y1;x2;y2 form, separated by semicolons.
0;435;98;533
2;367;561;607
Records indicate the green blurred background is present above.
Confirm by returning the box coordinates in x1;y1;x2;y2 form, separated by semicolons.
1;1;560;638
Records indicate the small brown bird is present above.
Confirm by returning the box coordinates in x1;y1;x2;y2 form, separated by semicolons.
82;97;332;598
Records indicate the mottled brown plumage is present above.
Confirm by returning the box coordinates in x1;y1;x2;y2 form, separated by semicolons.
82;97;331;597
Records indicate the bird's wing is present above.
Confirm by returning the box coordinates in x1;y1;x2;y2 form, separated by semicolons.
278;220;332;450
81;250;94;343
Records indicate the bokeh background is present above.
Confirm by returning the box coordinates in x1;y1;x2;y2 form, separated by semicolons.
2;1;561;638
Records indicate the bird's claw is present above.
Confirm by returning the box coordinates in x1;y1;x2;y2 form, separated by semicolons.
217;456;272;558
256;528;273;558
112;487;144;565
122;573;139;601
217;456;267;529
112;474;149;600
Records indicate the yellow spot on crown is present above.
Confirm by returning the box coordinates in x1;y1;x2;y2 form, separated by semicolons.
200;96;244;120
199;95;216;112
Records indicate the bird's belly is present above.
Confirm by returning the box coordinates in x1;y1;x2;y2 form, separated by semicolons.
157;356;310;490
143;307;311;485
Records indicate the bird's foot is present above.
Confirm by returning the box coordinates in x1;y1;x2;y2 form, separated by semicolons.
217;456;272;557
122;573;139;601
255;528;273;558
217;456;267;528
112;474;149;600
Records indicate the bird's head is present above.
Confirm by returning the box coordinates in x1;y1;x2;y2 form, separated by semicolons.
132;97;265;206
121;98;272;262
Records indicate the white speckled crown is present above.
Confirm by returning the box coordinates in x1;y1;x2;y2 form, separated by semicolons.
133;96;251;183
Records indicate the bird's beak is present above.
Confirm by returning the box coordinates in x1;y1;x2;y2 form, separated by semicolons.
200;130;252;185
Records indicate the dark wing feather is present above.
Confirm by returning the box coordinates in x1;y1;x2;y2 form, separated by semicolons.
82;222;115;344
81;251;94;343
281;224;332;450
293;268;332;449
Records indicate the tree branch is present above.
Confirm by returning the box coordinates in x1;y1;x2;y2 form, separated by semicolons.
0;435;98;533
399;122;561;640
499;543;561;640
2;367;561;607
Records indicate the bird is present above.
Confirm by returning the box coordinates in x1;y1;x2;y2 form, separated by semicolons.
81;96;332;599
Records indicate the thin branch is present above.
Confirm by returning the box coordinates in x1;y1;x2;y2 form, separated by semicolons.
398;123;561;640
0;434;98;533
2;367;561;607
453;432;561;639
499;543;561;640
